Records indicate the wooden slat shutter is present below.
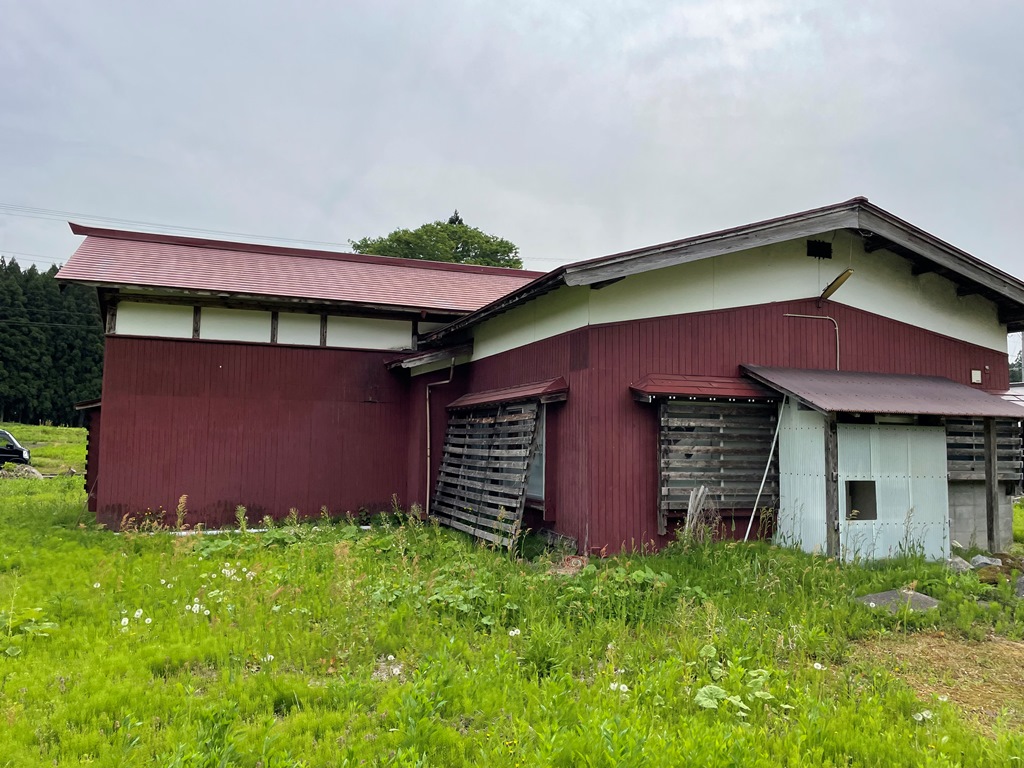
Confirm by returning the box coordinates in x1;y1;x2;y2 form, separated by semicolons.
659;401;779;520
946;418;1023;481
432;401;540;547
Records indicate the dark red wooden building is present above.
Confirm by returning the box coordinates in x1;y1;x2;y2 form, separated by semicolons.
58;199;1024;557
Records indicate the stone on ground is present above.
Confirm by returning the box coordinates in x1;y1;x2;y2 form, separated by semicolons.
971;554;1003;569
857;589;940;613
946;555;972;574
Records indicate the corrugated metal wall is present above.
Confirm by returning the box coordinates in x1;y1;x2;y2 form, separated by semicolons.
776;400;828;552
98;295;1008;545
838;424;949;560
426;297;1008;552
96;336;411;528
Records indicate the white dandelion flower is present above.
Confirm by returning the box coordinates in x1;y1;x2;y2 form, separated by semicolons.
386;654;395;662
813;662;826;671
203;609;210;616
134;609;143;619
145;617;152;625
93;582;101;589
120;618;129;626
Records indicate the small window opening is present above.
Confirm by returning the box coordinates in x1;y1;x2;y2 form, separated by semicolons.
845;480;877;521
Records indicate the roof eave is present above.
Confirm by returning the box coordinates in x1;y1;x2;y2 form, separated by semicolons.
54;278;474;318
421;269;569;345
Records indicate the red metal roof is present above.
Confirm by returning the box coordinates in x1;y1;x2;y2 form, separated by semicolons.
743;365;1024;417
447;377;569;410
56;224;543;314
630;374;777;400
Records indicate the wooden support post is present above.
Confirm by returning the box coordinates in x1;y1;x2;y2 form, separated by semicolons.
824;413;840;558
105;303;118;334
192;306;201;339
984;416;999;552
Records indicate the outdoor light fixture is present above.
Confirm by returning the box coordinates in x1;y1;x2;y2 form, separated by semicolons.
818;268;854;306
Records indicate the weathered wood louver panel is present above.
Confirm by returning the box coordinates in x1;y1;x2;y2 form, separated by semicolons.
945;418;1023;481
659;401;779;519
432;402;540;547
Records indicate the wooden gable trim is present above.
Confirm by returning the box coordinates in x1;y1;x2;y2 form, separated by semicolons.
563;208;860;287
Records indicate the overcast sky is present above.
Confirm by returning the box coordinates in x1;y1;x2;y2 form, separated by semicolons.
2;1;1022;293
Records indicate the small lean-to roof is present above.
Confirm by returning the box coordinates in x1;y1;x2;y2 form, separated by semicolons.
742;365;1024;418
56;224;543;315
447;377;569;410
427;197;1024;343
630;374;777;402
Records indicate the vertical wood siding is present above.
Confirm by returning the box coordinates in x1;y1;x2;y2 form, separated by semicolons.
96;336;411;528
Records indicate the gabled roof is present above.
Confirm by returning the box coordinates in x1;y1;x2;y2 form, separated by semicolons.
427;197;1024;341
56;224;543;315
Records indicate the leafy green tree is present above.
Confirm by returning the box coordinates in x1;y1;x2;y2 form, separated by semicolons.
350;211;522;269
1011;349;1022;384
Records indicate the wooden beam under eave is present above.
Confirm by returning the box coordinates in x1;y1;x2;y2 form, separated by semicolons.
956;284;982;298
861;236;891;254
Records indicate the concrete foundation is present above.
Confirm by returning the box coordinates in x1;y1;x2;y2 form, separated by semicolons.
947;481;1014;552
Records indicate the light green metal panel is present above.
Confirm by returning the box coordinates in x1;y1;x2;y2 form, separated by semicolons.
838;424;948;561
776;401;827;553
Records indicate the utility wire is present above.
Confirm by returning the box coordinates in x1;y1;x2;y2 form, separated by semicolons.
0;201;572;262
0;319;101;330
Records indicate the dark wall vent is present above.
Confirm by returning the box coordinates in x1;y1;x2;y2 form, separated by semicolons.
807;240;833;259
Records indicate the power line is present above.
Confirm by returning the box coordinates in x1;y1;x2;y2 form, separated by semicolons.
0;318;101;330
0;202;360;249
0;201;574;262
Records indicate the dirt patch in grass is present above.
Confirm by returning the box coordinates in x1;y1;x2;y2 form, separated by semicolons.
852;632;1024;735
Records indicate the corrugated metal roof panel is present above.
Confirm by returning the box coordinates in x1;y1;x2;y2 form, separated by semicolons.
56;227;543;314
447;377;568;410
743;365;1024;417
630;374;777;400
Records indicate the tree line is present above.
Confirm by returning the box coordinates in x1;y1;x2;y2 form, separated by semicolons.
0;258;103;425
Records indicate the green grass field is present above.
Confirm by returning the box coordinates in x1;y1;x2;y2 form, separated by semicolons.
1;421;87;474
2;426;1024;766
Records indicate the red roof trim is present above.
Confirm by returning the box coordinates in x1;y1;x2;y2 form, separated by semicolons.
630;374;777;401
447;377;569;410
68;223;545;279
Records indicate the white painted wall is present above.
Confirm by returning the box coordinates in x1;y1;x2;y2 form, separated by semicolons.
200;308;273;343
326;316;412;350
277;313;321;346
473;286;590;361
116;302;193;338
838;424;949;561
465;231;1006;363
776;401;828;553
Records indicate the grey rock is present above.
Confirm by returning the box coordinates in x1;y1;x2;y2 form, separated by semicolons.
971;554;1003;569
946;555;972;574
857;589;940;613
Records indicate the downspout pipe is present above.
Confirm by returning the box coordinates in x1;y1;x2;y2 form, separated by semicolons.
425;359;456;518
744;395;787;543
